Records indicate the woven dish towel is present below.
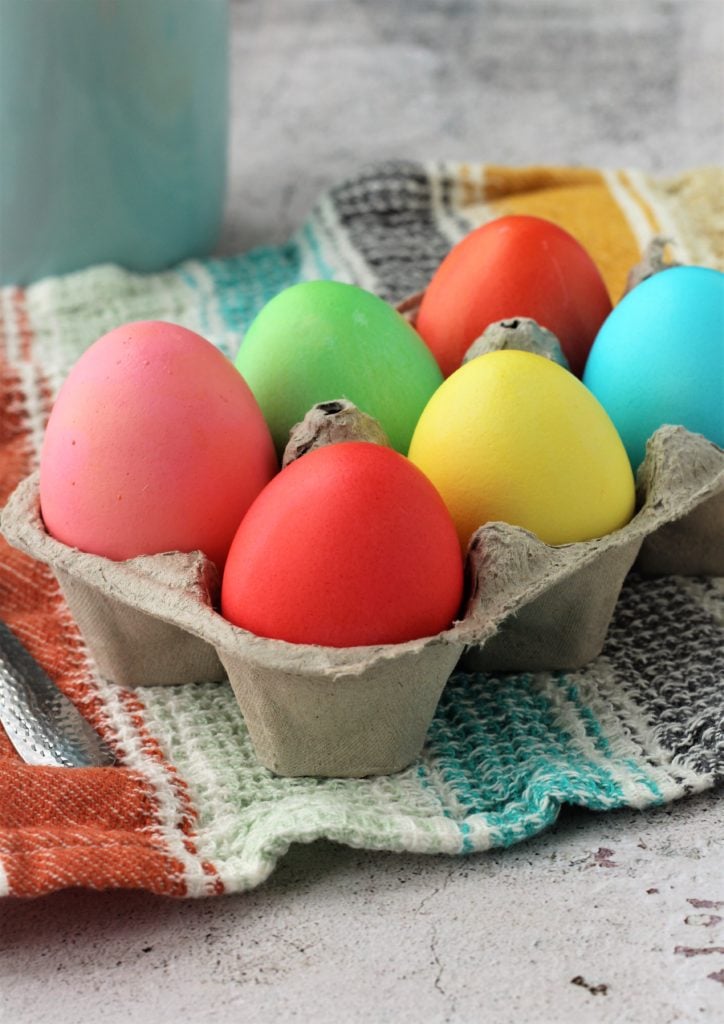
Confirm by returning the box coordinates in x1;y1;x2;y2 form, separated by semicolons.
1;162;722;898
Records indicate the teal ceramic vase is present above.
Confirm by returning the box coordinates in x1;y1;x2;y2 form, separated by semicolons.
0;0;229;284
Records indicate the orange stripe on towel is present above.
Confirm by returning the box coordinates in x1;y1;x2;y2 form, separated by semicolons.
12;289;34;362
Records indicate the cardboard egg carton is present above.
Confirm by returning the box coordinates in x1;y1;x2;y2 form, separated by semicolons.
2;425;722;779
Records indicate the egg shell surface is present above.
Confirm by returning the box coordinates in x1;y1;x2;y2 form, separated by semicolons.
221;442;464;647
235;280;443;455
39;321;278;568
408;349;636;549
415;215;613;378
583;265;724;469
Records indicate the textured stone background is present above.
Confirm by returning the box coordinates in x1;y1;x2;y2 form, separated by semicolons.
2;2;723;1023
219;0;724;252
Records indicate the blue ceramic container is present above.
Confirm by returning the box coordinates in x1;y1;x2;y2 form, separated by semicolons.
0;0;229;284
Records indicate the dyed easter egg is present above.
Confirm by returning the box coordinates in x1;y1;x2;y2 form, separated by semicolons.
235;281;443;455
221;442;464;647
40;321;277;569
583;265;724;469
415;215;612;378
408;350;635;549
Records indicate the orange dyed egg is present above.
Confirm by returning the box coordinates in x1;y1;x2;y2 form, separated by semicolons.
221;442;464;647
416;215;612;377
39;321;277;569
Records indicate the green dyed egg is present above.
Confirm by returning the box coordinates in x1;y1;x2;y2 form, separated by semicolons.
235;281;444;455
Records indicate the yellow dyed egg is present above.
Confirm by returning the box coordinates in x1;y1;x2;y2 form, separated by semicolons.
408;350;636;549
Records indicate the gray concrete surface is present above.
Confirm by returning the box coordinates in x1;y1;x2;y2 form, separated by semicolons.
2;2;724;1022
2;794;724;1023
219;0;724;253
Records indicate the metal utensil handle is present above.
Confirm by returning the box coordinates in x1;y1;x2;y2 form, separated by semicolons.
0;620;115;767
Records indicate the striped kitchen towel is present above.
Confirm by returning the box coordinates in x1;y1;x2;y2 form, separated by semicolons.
0;162;722;898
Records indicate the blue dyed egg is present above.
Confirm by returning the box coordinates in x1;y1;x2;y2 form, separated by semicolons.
583;265;724;469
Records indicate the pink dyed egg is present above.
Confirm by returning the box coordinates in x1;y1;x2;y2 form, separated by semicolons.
39;320;278;569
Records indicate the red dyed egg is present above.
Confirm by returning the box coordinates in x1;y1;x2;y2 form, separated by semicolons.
416;215;612;377
221;442;464;647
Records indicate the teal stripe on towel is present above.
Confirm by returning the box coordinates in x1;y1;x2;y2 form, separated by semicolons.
559;677;664;805
204;242;306;335
420;671;663;851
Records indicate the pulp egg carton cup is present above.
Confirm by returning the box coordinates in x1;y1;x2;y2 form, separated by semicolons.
2;424;722;779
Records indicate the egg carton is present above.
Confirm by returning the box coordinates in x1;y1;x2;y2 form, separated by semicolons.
1;426;722;778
